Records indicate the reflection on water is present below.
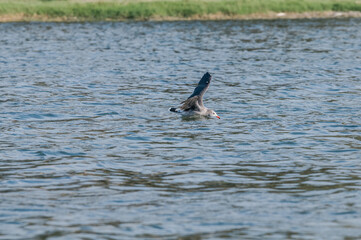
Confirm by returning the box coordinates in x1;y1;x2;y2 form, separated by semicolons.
1;19;361;239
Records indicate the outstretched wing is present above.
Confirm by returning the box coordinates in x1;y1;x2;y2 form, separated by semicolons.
180;96;201;111
187;72;212;107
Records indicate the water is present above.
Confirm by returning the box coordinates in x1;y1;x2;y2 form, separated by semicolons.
0;19;361;239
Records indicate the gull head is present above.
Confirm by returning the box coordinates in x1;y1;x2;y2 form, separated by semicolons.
207;109;220;119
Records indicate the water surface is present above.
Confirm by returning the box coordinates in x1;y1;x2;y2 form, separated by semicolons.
1;19;361;239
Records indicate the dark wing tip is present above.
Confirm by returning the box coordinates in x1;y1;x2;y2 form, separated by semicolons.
199;72;212;85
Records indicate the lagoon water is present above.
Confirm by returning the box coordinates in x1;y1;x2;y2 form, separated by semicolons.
1;19;361;239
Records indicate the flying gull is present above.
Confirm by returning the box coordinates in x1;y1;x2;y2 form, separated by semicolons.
169;72;220;119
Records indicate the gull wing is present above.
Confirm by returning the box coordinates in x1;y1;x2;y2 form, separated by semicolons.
180;96;201;112
186;72;212;107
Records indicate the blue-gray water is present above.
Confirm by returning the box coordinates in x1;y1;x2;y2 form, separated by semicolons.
1;19;361;239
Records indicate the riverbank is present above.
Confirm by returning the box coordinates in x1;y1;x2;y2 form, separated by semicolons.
1;0;361;22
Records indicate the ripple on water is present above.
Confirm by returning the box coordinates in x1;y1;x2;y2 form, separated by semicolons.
0;19;361;239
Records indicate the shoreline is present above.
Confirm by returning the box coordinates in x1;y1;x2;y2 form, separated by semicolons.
1;0;361;23
1;11;361;22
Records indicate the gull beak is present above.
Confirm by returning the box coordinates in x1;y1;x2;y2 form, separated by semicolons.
216;115;220;119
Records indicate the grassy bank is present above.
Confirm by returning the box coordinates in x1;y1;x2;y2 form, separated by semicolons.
1;0;361;22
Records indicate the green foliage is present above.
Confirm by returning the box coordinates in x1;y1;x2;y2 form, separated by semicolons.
0;0;360;21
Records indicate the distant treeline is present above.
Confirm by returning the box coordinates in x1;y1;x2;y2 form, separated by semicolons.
1;0;361;21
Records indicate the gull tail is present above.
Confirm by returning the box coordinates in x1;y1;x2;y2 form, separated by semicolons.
169;107;181;113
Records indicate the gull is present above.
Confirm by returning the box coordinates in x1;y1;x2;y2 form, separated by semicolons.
169;72;220;119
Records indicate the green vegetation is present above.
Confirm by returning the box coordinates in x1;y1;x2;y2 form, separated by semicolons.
1;0;361;21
